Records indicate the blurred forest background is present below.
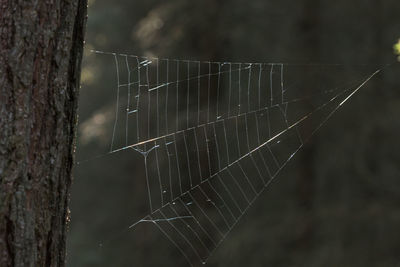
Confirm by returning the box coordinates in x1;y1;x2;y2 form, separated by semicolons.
67;0;400;266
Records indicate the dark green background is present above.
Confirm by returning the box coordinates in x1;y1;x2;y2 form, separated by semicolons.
67;0;400;266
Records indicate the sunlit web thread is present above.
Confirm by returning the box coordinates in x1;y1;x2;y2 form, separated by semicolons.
87;50;383;266
101;68;370;155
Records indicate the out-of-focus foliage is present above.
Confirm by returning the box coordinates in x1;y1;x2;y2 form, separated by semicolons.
68;0;400;266
394;39;400;60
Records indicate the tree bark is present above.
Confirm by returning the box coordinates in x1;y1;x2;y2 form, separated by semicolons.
0;0;87;266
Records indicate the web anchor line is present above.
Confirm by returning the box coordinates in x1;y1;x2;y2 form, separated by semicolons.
108;68;373;156
104;74;365;156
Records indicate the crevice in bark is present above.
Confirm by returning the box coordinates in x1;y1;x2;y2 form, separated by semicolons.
5;214;14;267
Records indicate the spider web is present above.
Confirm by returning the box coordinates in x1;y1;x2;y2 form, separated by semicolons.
81;50;381;266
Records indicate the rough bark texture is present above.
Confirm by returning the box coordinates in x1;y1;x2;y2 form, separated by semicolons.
0;0;87;266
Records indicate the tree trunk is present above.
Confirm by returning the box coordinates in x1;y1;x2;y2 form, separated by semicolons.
0;0;87;266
